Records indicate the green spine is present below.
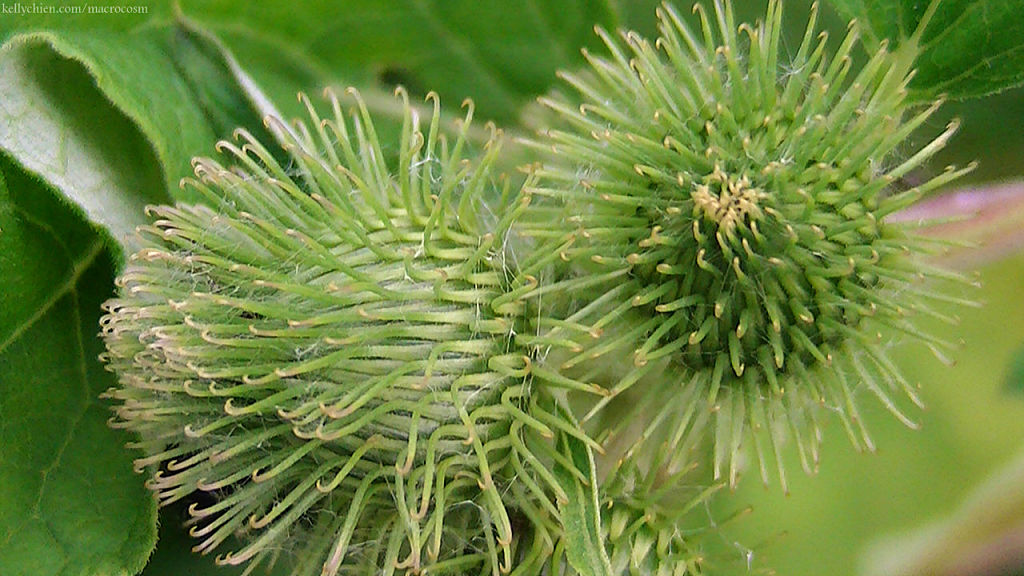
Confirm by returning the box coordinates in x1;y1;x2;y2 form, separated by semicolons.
519;0;972;491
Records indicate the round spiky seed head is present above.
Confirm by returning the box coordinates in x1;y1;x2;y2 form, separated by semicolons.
522;0;974;489
101;88;563;575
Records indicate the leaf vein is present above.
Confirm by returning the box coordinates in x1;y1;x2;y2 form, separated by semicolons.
919;2;985;53
0;238;105;355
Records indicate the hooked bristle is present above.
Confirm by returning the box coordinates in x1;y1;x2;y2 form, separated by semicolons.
101;88;577;575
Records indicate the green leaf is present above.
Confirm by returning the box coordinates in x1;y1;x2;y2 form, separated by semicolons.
0;1;172;41
825;0;1024;99
0;20;289;238
0;35;170;248
0;156;157;576
178;0;619;123
553;425;613;576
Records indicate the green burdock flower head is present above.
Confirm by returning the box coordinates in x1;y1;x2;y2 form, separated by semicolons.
522;0;975;489
100;88;583;575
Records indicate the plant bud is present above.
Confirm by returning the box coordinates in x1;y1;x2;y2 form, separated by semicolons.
101;88;578;575
521;0;973;490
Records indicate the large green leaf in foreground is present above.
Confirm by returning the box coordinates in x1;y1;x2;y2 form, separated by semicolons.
0;22;284;239
0;36;169;248
0;158;156;576
826;0;1024;99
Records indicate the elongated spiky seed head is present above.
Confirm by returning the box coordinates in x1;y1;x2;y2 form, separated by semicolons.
101;89;565;575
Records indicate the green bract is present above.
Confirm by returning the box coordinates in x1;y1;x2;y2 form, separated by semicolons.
100;89;587;575
521;0;973;490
